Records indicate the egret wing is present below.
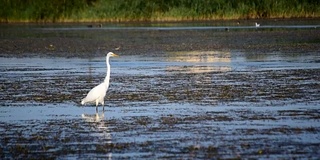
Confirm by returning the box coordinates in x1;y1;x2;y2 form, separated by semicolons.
82;83;105;103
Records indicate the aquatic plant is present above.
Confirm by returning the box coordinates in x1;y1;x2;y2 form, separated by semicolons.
0;0;319;22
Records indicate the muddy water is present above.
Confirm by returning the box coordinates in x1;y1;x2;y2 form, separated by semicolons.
1;22;320;159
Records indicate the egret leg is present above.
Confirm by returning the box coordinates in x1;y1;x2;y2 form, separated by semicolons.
95;99;99;106
101;101;105;112
95;99;99;112
100;99;104;111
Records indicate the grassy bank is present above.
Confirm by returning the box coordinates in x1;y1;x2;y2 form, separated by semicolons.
1;0;320;22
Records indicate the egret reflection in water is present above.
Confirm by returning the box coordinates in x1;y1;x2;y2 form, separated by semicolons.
82;111;105;122
81;109;112;159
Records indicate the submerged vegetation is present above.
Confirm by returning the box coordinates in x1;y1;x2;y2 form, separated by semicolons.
0;0;320;22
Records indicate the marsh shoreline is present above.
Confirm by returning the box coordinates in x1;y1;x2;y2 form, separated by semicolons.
1;19;320;58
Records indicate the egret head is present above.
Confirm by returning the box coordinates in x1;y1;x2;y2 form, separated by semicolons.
107;52;119;57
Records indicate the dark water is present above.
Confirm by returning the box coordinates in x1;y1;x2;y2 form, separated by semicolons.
0;21;320;159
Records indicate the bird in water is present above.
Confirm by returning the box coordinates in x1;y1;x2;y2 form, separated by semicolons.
81;52;119;110
255;22;260;27
87;24;102;28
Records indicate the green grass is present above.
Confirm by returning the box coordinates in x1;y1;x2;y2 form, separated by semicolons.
1;0;319;22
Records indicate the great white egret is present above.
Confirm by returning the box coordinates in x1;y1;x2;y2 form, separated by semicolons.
255;22;260;27
81;52;119;109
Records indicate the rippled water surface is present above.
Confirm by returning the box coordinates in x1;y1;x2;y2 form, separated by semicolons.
0;22;320;159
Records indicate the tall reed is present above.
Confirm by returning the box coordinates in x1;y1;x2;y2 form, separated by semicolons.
1;0;319;22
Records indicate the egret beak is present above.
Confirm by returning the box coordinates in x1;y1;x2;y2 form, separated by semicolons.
112;53;119;57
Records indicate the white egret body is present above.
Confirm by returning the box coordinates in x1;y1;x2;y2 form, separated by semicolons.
81;52;118;107
255;22;260;27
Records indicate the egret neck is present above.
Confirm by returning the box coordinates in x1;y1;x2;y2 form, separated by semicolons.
104;55;111;89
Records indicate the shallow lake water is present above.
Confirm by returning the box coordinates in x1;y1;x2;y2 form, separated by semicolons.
0;21;320;159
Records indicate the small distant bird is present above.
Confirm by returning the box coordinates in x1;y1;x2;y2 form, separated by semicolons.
87;24;103;28
255;22;260;27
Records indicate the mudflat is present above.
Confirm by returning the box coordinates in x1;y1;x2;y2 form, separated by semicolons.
0;20;319;159
0;20;319;57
